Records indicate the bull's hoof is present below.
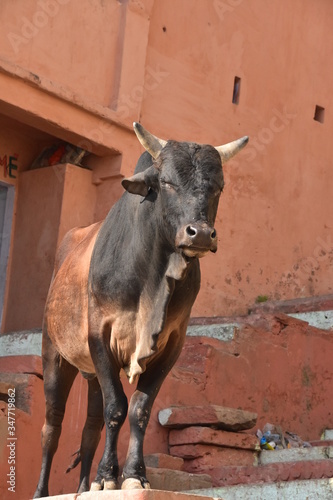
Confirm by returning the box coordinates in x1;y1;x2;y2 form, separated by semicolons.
90;481;103;491
105;480;118;490
90;478;118;491
122;478;151;490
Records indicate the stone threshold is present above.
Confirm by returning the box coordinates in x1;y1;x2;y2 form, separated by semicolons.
35;489;212;500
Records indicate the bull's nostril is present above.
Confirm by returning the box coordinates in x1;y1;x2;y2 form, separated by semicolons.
211;229;217;239
186;226;197;237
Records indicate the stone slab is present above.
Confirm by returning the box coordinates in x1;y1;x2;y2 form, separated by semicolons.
323;429;333;440
169;426;260;451
36;489;215;500
186;324;238;342
144;453;184;471
260;446;333;465
158;406;257;431
288;310;333;330
0;329;42;356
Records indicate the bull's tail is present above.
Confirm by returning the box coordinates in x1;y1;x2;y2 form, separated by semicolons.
66;449;81;473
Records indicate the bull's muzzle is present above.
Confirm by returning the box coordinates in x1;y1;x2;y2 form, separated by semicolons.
176;222;218;258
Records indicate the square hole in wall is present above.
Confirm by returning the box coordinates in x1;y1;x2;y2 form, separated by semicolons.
314;105;325;124
232;76;241;105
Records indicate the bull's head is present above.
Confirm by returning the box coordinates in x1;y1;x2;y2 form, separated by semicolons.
122;123;248;259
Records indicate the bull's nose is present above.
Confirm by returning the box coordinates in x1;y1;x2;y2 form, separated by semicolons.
176;223;218;257
185;224;217;241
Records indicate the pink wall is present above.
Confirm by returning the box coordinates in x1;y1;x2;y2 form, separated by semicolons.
0;1;332;496
0;0;122;106
1;0;332;327
142;0;333;316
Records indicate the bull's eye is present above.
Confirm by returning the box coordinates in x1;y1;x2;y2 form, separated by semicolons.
161;180;175;190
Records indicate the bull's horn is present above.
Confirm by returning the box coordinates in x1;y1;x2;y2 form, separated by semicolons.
215;136;249;163
133;122;167;159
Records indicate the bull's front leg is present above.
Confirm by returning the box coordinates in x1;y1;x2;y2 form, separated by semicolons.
88;331;128;490
122;332;184;489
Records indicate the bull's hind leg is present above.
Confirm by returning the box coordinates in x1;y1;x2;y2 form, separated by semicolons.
76;376;104;493
34;330;78;499
88;331;128;490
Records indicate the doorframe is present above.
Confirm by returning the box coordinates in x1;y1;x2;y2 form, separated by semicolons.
0;181;15;330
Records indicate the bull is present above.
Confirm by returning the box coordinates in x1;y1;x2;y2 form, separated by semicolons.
34;123;248;497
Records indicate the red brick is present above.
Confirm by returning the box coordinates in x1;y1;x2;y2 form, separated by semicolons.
146;467;212;491
158;405;257;431
310;440;333;447
171;444;258;468
0;355;42;378
302;462;312;479
289;463;302;480
144;453;184;471
279;466;290;481
169;426;260;450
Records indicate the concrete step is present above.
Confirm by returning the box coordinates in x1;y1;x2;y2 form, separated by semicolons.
260;446;333;465
189;478;333;500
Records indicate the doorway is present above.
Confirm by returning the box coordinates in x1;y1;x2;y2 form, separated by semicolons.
0;182;15;329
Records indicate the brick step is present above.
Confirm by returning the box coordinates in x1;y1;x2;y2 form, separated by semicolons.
158;405;257;431
146;467;212;491
189;478;333;500
143;453;212;491
170;444;258;468
169;426;260;451
185;458;333;487
166;432;333;487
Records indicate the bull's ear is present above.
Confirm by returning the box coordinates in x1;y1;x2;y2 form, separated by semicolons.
122;172;149;197
122;165;159;197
